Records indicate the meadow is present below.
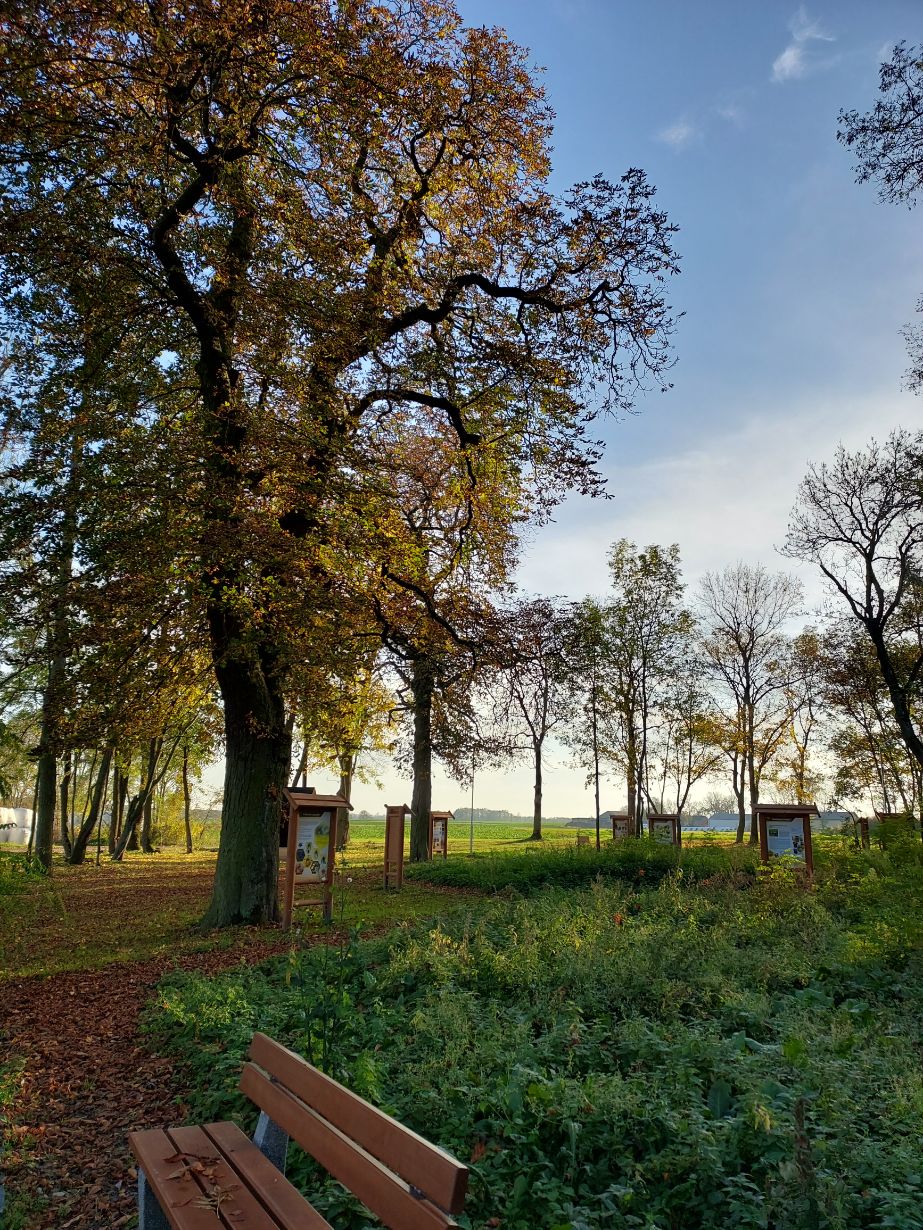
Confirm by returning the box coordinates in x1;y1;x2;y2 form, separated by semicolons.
145;834;923;1230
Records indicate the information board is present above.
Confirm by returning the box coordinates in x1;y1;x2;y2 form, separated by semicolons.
764;820;804;859
650;819;674;844
610;814;631;841
384;803;410;889
292;810;332;882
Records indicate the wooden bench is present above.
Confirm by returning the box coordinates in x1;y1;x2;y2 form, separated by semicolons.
130;1032;469;1230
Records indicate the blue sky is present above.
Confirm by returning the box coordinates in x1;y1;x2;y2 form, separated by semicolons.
334;3;923;817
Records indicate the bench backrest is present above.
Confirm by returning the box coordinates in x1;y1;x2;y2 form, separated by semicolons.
240;1033;469;1230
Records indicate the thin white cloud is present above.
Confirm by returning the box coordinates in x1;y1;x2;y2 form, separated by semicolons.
657;118;700;149
772;6;835;83
715;101;745;127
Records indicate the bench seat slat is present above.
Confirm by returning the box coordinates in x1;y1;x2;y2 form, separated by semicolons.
129;1128;251;1230
166;1125;282;1229
248;1032;468;1214
203;1121;333;1230
240;1063;458;1230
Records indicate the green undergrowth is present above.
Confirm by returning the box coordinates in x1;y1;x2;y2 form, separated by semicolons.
146;845;923;1230
405;835;759;893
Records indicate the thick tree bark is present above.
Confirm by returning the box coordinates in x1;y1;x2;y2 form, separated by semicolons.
409;656;435;862
201;653;291;926
70;746;113;865
182;744;192;854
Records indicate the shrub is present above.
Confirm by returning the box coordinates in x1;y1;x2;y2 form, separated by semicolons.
146;852;923;1229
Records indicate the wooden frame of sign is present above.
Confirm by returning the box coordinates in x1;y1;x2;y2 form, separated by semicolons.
648;813;680;846
858;814;871;849
384;803;411;889
756;803;818;874
429;810;453;860
609;812;632;841
281;788;351;929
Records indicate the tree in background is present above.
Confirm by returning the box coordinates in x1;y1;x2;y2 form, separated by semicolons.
499;597;571;841
786;432;923;782
838;42;923;391
562;598;613;850
820;619;922;816
699;564;802;843
770;628;826;806
606;541;690;834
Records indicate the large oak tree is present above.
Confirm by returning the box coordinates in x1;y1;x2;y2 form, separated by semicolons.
0;1;678;922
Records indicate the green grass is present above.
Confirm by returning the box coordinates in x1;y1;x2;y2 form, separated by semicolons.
146;841;923;1230
404;834;759;893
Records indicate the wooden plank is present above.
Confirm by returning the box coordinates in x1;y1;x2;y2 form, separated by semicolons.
247;1033;468;1214
166;1125;281;1230
203;1121;333;1230
130;1128;233;1230
240;1064;457;1230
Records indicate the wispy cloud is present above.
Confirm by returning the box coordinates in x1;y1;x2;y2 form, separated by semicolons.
657;118;700;149
771;6;835;83
715;101;745;128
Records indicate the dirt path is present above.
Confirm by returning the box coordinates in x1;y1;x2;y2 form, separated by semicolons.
2;940;292;1228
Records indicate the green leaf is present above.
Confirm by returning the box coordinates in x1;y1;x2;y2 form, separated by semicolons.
707;1078;733;1119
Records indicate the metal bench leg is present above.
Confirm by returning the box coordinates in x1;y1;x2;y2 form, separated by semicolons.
138;1168;170;1230
253;1110;289;1174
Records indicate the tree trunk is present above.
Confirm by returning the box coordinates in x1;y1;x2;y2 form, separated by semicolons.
200;654;291;926
627;723;639;836
109;767;127;854
58;749;72;859
591;679;601;851
140;737;158;854
531;739;543;841
141;792;154;853
113;740;164;861
33;751;54;867
336;753;353;851
70;747;113;865
409;656;435;862
182;743;193;854
867;621;923;770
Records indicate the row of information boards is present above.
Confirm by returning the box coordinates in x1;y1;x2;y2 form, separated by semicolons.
280;787;452;927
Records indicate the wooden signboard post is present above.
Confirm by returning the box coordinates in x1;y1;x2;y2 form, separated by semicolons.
756;803;818;874
384;803;411;889
648;813;680;846
608;812;632;841
429;810;453;860
281;788;351;929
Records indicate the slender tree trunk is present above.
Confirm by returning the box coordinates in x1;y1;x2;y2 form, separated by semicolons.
591;679;601;851
70;747;113;865
141;793;154;853
627;723;638;835
58;749;72;860
335;752;353;851
140;739;159;853
182;743;193;854
109;767;127;854
409;656;435;862
531;739;543;841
